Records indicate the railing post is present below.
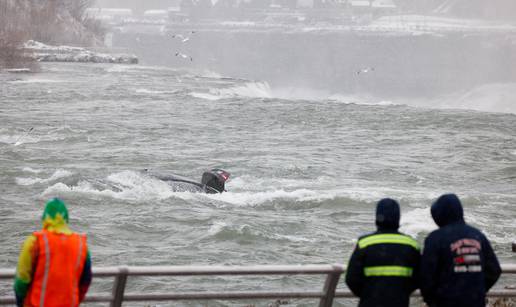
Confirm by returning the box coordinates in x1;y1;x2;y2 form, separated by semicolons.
110;266;129;307
319;264;344;307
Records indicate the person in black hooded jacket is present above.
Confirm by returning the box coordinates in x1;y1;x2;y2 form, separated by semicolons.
345;198;421;307
420;193;501;307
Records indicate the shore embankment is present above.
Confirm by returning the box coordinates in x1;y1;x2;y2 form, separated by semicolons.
23;40;138;65
0;0;107;70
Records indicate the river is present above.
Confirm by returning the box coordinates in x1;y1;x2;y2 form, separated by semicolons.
0;40;515;305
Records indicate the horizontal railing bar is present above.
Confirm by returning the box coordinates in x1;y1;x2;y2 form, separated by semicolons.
488;290;516;298
335;290;516;298
0;265;342;279
0;295;115;304
125;264;343;276
89;267;122;276
0;267;121;279
83;295;114;302
0;270;14;279
123;291;325;301
501;264;516;273
3;289;516;304
337;290;418;298
1;264;515;279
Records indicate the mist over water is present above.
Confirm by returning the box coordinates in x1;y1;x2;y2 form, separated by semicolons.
109;26;516;115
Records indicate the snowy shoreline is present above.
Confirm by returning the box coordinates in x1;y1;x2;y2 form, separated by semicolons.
23;40;138;64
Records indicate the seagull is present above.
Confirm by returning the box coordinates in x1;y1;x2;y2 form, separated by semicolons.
170;31;196;43
172;35;190;43
14;127;34;146
356;67;375;75
175;52;193;61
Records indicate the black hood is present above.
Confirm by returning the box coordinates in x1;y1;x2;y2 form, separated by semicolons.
431;193;464;227
375;198;400;230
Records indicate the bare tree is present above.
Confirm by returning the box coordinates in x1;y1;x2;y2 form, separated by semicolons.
61;0;95;21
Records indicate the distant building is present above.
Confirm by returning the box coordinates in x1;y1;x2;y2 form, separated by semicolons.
372;0;396;9
85;8;133;22
371;0;397;15
350;0;371;15
143;9;168;20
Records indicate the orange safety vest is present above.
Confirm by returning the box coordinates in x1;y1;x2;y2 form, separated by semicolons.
25;230;88;307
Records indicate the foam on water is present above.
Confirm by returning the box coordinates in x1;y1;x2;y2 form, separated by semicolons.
206;221;315;243
225;175;441;207
208;186;435;208
198;70;223;79
462;207;515;245
22;167;43;174
134;88;179;95
228;176;326;191
190;82;406;107
35;170;431;208
9;78;68;84
399;207;437;237
105;171;177;200
43;171;177;201
207;189;330;206
43;181;118;198
189;77;516;114
16;169;73;186
189;92;221;101
105;64;177;73
208;221;228;235
0;134;18;145
190;81;272;100
399;202;516;244
0;133;40;146
185;74;516;114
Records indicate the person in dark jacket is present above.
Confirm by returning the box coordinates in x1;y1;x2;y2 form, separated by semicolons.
420;193;501;307
345;198;421;307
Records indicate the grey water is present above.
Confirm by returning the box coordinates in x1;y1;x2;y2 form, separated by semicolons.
0;58;515;305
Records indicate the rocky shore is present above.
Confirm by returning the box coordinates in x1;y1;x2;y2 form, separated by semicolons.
24;40;138;64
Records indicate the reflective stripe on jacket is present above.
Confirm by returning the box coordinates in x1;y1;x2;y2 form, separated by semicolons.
359;233;419;279
25;230;87;307
358;233;420;250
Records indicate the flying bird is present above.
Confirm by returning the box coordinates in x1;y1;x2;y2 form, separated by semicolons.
175;52;193;61
170;31;196;43
356;67;375;75
14;127;34;146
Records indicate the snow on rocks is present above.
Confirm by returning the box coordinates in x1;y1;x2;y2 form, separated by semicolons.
24;40;138;64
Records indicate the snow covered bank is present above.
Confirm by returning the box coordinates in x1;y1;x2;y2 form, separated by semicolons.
24;40;138;64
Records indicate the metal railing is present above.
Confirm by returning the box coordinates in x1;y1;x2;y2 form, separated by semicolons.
1;264;515;306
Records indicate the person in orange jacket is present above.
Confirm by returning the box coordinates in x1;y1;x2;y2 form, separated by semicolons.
14;198;92;307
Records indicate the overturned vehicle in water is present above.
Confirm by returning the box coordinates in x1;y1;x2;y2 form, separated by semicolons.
145;168;231;194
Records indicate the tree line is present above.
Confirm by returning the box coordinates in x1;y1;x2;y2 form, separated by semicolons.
0;0;103;68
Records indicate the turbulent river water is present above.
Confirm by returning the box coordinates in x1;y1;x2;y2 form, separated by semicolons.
0;62;515;306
